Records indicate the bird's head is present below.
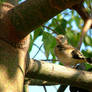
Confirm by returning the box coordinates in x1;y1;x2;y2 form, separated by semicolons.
56;35;68;45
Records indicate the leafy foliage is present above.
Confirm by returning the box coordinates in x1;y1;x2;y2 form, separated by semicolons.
29;0;92;64
42;32;56;58
83;0;92;14
0;0;5;3
84;35;92;46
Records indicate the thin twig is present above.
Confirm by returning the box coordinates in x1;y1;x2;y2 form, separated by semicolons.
42;25;58;34
33;43;43;59
40;59;59;61
43;85;47;92
33;43;45;54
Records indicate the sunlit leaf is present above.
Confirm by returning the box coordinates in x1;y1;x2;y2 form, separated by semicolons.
42;32;56;58
55;19;67;34
49;18;57;28
33;27;43;41
82;50;92;57
84;35;92;46
66;30;80;47
85;63;92;70
74;16;81;27
82;49;92;71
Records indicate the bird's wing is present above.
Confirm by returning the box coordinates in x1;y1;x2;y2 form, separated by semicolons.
71;49;85;60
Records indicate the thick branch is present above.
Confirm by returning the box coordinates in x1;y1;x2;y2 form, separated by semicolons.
25;59;92;91
3;0;82;38
72;1;89;22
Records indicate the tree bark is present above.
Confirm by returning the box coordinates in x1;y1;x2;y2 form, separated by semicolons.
0;37;30;92
25;59;92;91
2;0;82;39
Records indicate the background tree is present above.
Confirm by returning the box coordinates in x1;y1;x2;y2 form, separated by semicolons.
0;0;92;92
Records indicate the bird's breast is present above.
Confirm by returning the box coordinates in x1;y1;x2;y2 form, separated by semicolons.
54;47;76;66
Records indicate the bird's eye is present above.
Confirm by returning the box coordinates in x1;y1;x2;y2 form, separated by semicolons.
56;45;61;48
60;37;64;40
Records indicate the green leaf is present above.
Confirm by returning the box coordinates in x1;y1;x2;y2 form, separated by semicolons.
49;18;57;28
42;32;56;58
82;49;92;70
82;50;92;57
66;30;80;47
85;63;92;70
52;55;57;63
55;19;67;34
56;14;62;21
84;35;92;46
74;16;81;27
29;27;43;52
33;27;43;41
0;0;5;3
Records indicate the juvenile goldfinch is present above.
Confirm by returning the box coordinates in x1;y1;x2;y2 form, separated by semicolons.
54;35;89;67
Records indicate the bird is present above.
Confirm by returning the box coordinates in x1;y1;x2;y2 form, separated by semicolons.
54;34;92;67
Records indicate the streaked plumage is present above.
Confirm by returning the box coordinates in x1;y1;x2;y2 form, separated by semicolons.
54;35;87;67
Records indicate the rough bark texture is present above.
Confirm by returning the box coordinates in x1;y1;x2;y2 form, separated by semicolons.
26;59;92;91
0;3;30;92
3;0;82;38
0;37;30;92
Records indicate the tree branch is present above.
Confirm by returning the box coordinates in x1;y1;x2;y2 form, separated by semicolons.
72;1;89;22
3;0;83;38
77;18;92;49
24;78;58;85
25;59;92;91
